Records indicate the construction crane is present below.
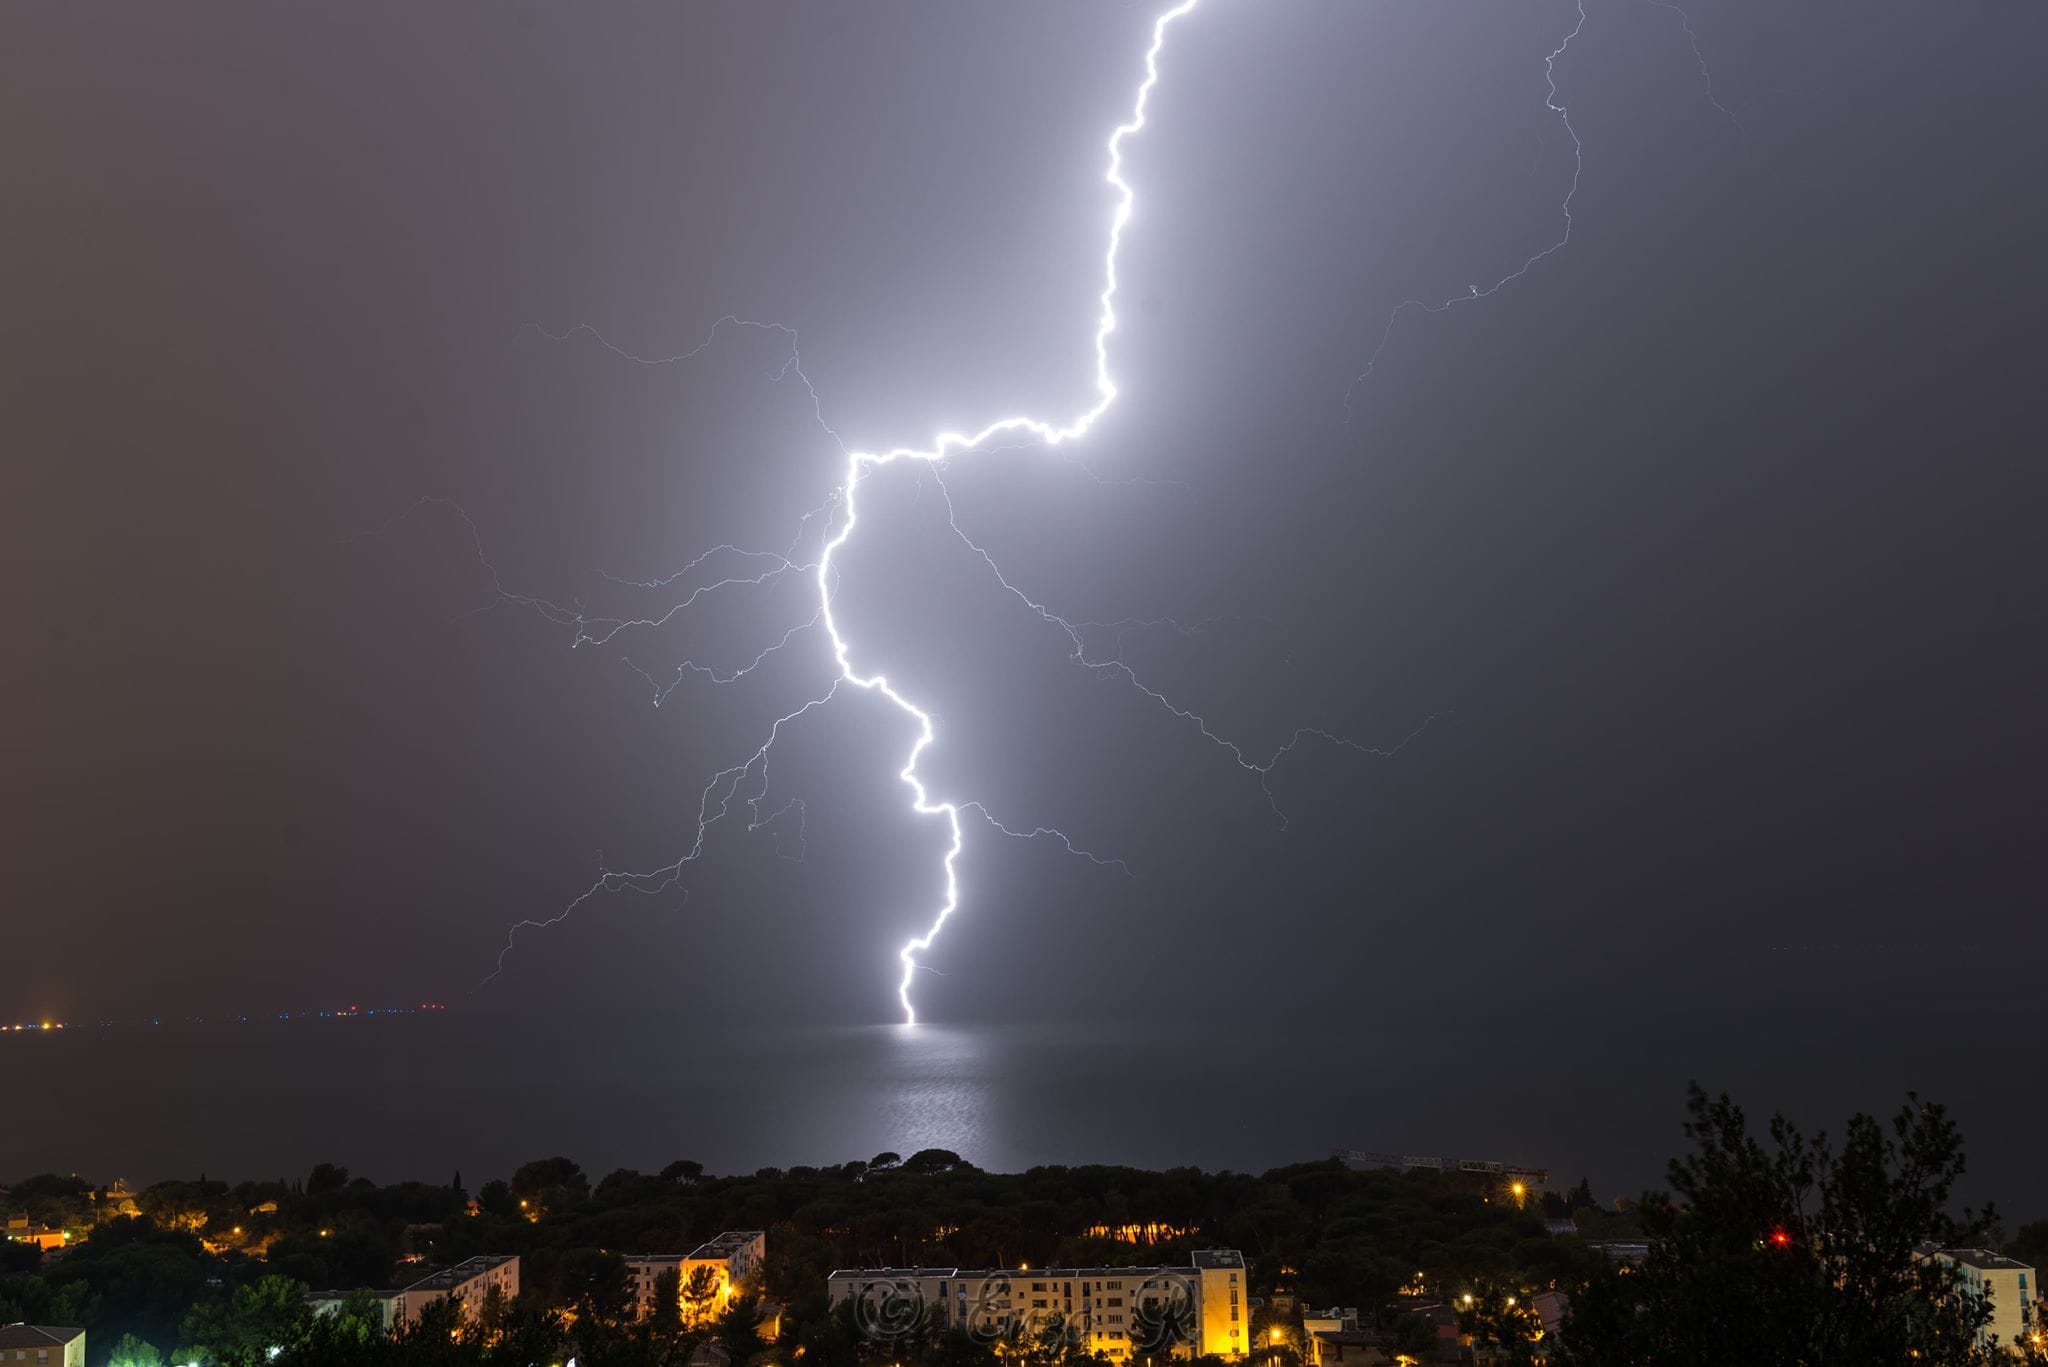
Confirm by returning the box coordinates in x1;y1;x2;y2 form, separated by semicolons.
1333;1149;1550;1188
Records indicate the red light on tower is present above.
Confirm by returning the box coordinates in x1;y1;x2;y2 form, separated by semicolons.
1771;1230;1791;1247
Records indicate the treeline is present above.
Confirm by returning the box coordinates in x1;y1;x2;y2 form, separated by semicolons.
11;1087;2047;1367
4;1149;1591;1365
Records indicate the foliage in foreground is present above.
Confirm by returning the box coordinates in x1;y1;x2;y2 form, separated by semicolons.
1560;1085;2004;1366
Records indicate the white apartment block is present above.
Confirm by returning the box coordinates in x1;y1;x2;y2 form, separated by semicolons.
687;1229;766;1289
309;1254;520;1330
828;1249;1249;1360
623;1254;686;1321
625;1231;766;1322
1927;1246;2036;1352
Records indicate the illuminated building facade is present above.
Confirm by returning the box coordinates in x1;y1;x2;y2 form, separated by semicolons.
625;1231;766;1323
1924;1247;2036;1352
827;1248;1249;1360
686;1229;766;1290
0;1325;86;1367
2;1217;66;1253
623;1254;685;1321
308;1254;520;1330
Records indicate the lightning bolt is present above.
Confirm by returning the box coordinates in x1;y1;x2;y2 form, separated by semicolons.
814;0;1203;1024
365;2;1204;1011
380;0;1500;1020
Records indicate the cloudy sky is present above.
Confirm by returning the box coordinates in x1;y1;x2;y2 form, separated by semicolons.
5;0;2043;1191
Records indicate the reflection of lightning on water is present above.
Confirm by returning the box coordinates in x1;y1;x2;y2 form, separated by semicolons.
369;0;1722;1021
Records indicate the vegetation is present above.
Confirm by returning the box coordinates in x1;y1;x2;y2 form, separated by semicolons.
1559;1085;2005;1366
3;1094;2036;1366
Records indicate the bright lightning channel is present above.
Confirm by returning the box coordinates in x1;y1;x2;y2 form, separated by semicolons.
431;7;1207;1015
432;1;1447;1018
814;0;1202;1024
427;0;1569;1018
377;0;1748;1023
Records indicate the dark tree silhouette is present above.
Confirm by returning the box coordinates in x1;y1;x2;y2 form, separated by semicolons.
1560;1084;1997;1367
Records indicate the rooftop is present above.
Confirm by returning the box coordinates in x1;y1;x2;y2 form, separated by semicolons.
1310;1329;1379;1346
405;1255;518;1293
1938;1247;2032;1272
828;1255;1241;1281
0;1326;86;1349
688;1231;764;1260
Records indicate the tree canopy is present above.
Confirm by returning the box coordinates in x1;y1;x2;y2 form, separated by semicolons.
1560;1085;2000;1366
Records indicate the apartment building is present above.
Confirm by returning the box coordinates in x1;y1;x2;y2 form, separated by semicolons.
0;1325;85;1367
624;1231;767;1323
309;1254;520;1330
623;1254;686;1321
1925;1246;2036;1352
827;1249;1249;1360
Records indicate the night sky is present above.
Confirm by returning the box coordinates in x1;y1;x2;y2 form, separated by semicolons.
4;2;2043;1202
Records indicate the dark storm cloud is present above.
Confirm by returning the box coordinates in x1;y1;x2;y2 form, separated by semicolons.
3;2;2043;1206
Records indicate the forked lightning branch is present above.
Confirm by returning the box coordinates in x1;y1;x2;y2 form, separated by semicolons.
384;0;1661;1021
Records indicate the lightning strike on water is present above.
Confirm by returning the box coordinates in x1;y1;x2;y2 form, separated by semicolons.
390;0;1598;1020
814;0;1207;1024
